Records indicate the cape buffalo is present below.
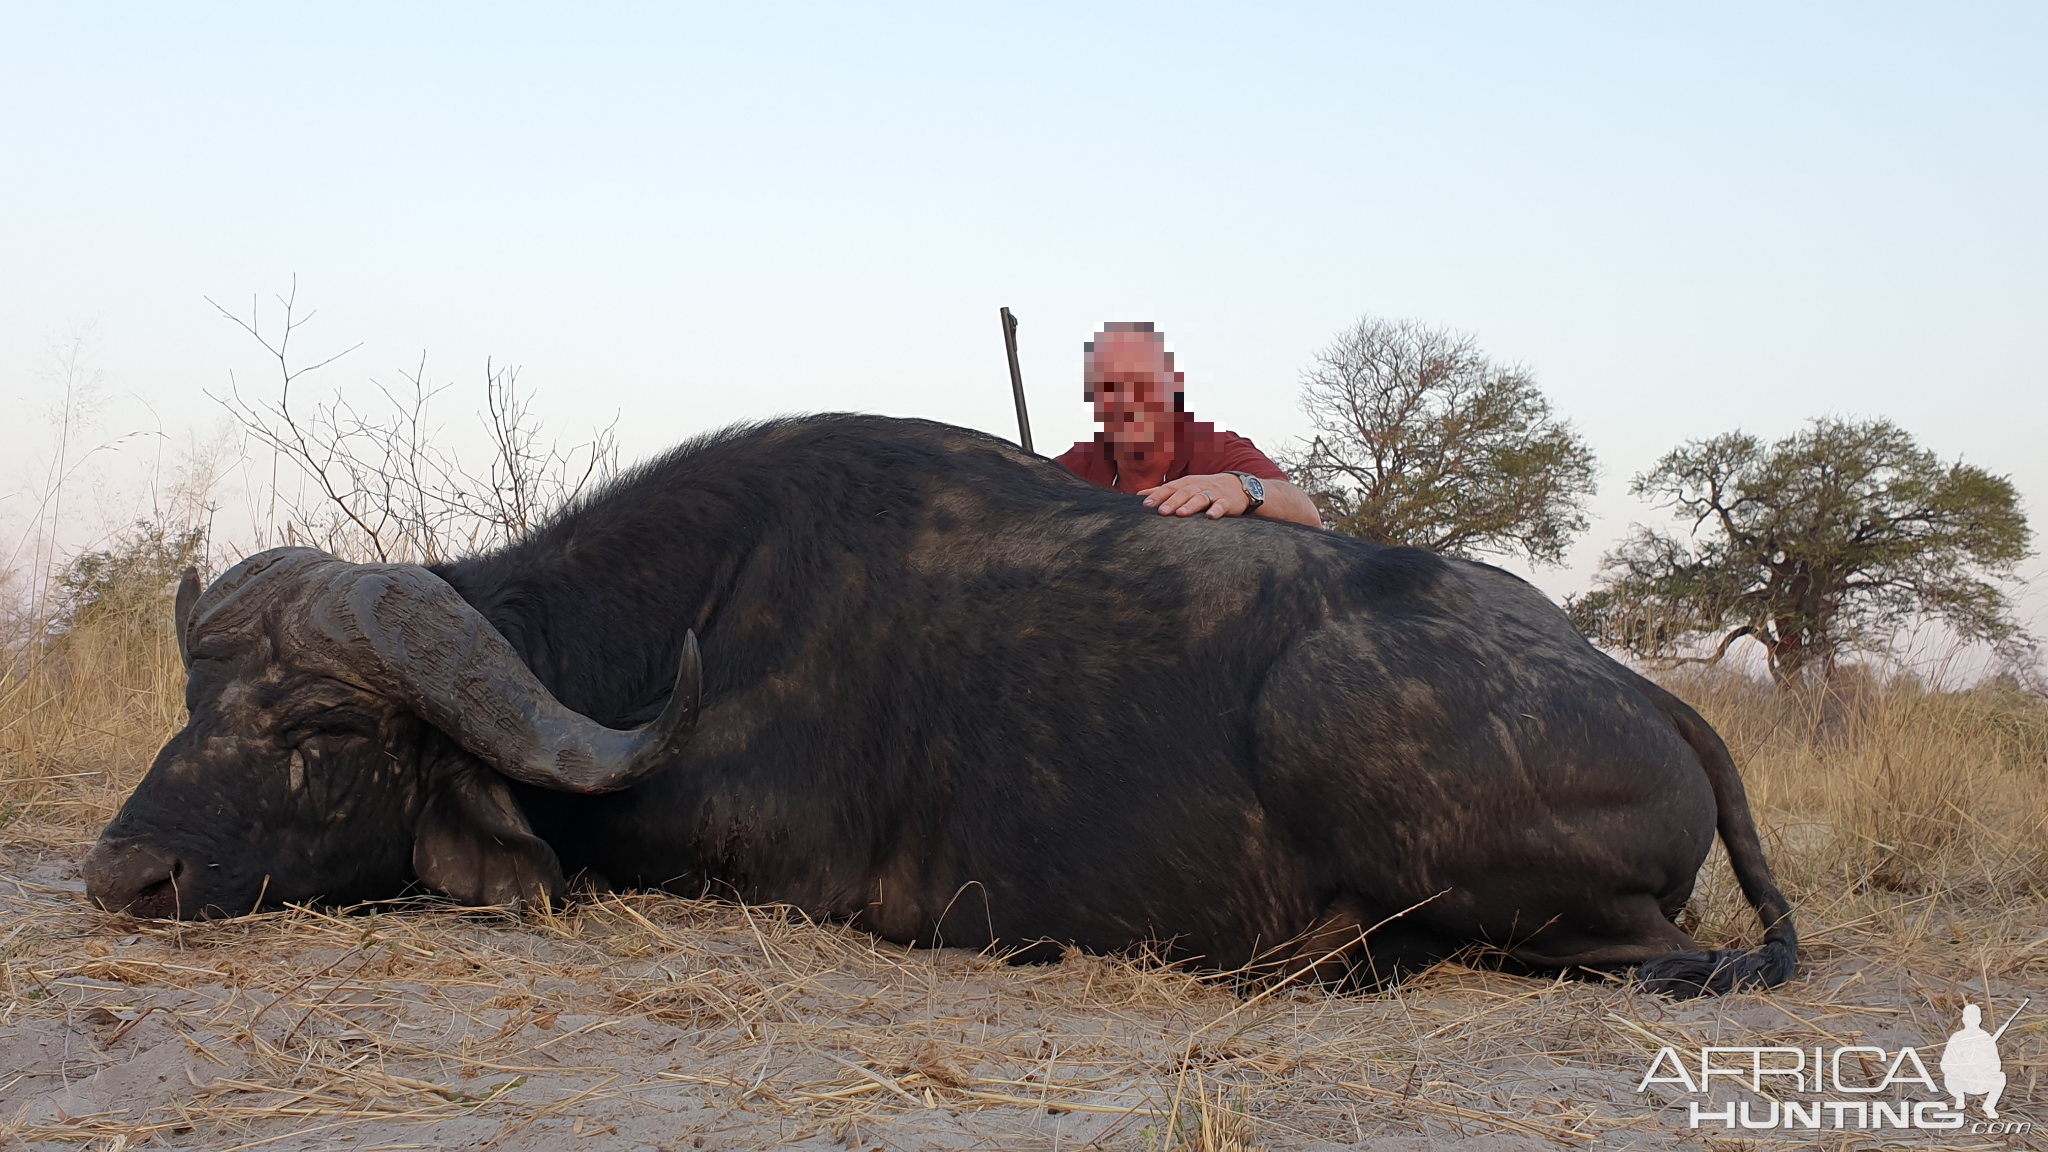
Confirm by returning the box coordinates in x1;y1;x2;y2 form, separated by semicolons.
85;414;1796;996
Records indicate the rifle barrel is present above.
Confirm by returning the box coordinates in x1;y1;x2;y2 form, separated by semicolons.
1000;307;1032;454
1993;998;2030;1041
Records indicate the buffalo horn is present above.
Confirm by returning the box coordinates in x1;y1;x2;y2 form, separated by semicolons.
313;564;700;793
174;567;202;669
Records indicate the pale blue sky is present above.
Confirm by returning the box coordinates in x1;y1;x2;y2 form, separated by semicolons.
3;5;2043;634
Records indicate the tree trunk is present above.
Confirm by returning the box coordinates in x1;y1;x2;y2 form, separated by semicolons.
1767;618;1807;688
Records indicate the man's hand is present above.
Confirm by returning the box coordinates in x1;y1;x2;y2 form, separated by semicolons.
1138;474;1324;527
1141;473;1252;519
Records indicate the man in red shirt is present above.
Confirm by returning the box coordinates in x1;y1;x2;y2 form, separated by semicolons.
1053;322;1324;528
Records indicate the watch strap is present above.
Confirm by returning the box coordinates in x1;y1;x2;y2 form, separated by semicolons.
1226;471;1266;511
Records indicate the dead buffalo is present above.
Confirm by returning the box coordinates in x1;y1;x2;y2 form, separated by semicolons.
85;414;1795;996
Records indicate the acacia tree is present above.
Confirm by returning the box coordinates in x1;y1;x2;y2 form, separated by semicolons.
1286;316;1596;565
1569;417;2031;686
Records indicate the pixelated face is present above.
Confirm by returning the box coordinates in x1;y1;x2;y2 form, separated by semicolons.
1085;331;1183;450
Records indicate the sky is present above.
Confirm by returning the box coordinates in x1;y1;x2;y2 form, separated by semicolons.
3;5;2044;651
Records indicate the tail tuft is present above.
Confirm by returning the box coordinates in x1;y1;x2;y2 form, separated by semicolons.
1638;937;1798;999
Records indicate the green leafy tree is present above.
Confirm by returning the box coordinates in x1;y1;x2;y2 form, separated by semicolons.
1569;418;2031;686
1287;316;1596;565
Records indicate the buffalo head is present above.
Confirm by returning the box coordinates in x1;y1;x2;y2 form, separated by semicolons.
83;547;699;919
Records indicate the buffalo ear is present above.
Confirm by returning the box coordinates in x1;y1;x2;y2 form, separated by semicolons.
412;759;564;908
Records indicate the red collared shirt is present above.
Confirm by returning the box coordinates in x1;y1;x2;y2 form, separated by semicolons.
1054;420;1289;490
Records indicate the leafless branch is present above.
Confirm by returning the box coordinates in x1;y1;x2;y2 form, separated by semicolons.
209;282;618;566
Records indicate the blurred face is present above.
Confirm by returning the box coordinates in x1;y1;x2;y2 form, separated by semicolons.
1085;331;1182;454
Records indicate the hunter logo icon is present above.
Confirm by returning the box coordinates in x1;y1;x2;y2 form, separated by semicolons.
1636;995;2032;1134
1943;1000;2025;1119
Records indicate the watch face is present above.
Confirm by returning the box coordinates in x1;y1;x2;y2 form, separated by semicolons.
1243;475;1265;502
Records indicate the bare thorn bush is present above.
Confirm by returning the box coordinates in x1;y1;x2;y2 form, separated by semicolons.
209;279;617;564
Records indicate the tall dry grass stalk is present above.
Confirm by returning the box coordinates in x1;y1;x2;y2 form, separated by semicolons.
1663;666;2048;952
0;581;186;853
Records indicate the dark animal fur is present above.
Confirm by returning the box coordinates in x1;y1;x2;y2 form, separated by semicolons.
91;415;1795;995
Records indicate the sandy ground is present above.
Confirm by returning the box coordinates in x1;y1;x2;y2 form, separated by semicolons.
6;843;2048;1152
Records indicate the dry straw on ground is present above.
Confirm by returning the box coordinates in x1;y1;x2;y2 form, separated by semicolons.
4;599;2048;1150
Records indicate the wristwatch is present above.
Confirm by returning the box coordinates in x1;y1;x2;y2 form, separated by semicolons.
1225;471;1266;512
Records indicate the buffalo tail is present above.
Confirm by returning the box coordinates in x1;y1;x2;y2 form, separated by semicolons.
1631;676;1800;997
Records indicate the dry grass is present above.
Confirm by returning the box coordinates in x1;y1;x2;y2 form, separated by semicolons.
0;589;185;856
1668;666;2048;939
5;606;2048;1149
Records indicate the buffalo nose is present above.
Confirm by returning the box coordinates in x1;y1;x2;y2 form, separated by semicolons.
82;837;191;918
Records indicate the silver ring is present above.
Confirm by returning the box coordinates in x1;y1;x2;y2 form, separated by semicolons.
1201;490;1214;501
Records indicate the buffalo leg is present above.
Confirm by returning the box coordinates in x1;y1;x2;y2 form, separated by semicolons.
1501;893;1702;972
1265;899;1460;991
1269;900;1369;987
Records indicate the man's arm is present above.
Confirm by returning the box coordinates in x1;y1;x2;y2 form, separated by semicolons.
1141;474;1324;528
